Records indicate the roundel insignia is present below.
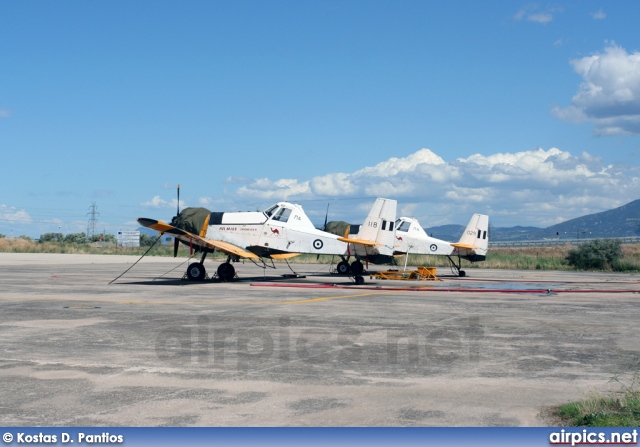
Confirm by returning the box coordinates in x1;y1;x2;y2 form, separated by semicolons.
313;239;323;250
430;244;437;252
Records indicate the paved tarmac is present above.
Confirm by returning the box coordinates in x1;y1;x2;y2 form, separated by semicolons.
0;253;638;426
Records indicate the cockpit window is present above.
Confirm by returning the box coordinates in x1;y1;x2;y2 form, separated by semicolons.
264;205;278;217
271;207;292;222
396;220;411;232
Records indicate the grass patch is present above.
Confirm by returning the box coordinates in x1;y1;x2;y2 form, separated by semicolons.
1;238;640;272
553;363;640;426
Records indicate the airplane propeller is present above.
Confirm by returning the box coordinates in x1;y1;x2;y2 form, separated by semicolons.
323;203;329;231
173;184;180;257
318;203;329;260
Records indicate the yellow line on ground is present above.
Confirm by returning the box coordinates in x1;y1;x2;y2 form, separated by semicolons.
275;290;392;305
0;290;394;307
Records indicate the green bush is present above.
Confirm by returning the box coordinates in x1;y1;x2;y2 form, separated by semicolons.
63;233;88;244
39;232;64;243
565;239;623;270
140;233;159;247
89;234;116;243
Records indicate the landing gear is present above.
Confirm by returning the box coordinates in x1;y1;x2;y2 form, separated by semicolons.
350;260;364;276
187;262;206;281
337;260;350;274
185;250;211;282
446;255;466;277
336;259;364;275
217;262;235;282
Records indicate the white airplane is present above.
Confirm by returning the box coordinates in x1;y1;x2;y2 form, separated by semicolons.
330;212;489;276
137;198;394;284
327;198;397;275
394;214;490;277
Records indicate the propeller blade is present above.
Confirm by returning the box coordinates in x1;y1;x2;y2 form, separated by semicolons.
173;237;179;258
323;203;329;230
177;184;180;215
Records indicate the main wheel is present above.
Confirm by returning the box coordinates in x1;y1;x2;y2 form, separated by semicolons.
350;260;364;276
217;262;235;282
336;261;350;275
187;262;206;281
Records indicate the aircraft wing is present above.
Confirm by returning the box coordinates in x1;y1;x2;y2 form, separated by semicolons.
271;253;301;259
137;218;260;259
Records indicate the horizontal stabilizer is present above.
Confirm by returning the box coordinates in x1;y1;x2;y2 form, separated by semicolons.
337;236;380;247
451;243;477;250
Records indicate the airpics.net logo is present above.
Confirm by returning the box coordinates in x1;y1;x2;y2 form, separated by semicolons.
549;429;638;446
154;315;483;372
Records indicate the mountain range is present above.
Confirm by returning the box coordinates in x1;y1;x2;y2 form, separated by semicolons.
427;199;640;242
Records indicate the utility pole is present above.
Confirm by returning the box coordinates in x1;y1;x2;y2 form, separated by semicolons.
86;202;100;238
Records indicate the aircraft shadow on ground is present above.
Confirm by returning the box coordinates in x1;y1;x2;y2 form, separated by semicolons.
112;272;363;287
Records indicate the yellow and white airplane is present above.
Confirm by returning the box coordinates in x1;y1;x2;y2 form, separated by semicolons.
137;198;395;284
331;212;489;276
327;197;397;275
394;214;490;277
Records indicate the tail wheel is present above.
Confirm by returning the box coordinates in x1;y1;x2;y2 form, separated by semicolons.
459;270;466;277
336;261;350;275
187;262;206;281
217;262;235;282
350;260;364;276
354;275;365;285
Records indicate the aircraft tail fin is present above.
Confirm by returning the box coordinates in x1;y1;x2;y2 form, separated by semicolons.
453;214;489;259
356;198;397;255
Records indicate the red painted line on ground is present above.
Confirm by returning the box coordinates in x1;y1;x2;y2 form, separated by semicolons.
249;282;640;293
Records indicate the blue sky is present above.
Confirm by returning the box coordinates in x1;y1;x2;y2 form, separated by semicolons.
1;1;640;238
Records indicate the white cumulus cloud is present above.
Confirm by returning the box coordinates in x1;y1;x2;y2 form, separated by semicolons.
227;147;640;227
0;204;32;224
553;44;640;135
141;195;183;209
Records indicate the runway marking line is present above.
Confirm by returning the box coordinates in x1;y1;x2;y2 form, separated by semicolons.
0;290;394;307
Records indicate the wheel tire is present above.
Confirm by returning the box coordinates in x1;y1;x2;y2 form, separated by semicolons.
187;262;206;281
217;262;235;282
459;270;466;277
350;260;364;276
354;275;365;285
337;261;350;275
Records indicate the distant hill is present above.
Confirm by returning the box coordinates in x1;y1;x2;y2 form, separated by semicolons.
426;223;542;242
533;199;640;239
427;199;640;242
424;224;464;242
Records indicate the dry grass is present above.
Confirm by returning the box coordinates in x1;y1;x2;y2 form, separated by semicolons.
1;238;639;271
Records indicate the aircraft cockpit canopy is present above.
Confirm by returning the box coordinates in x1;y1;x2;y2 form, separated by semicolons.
395;219;412;232
264;204;278;217
265;204;293;223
